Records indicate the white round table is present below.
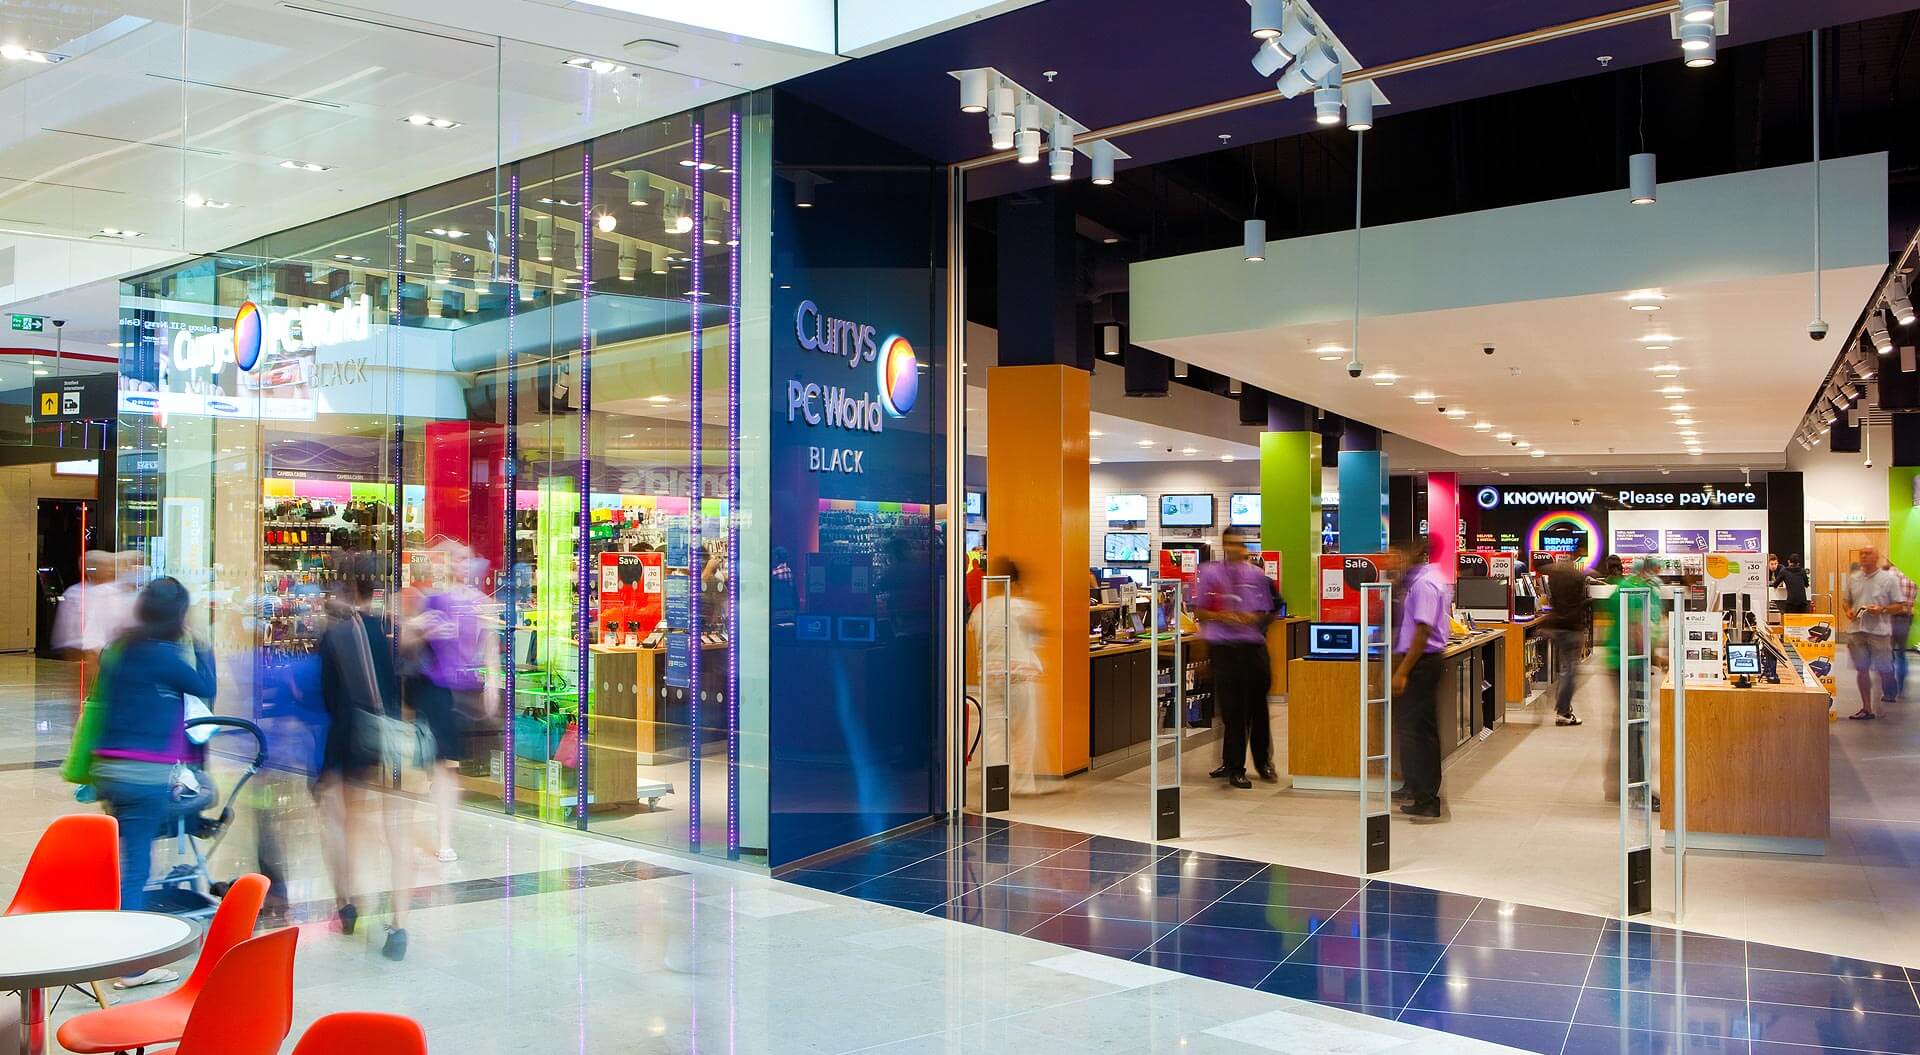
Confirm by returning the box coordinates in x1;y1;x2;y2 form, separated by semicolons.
0;911;198;1055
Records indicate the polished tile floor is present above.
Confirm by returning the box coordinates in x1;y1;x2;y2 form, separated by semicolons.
783;816;1920;1055
994;649;1920;969
0;656;1511;1054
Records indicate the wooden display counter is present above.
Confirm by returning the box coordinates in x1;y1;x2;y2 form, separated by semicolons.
1480;619;1548;705
1659;661;1830;855
592;641;731;766
1087;634;1206;765
1286;630;1506;790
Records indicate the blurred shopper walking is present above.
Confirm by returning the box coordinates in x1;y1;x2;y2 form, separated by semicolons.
1540;558;1591;727
1390;539;1450;820
1195;536;1273;789
404;544;496;863
1883;556;1914;701
1842;546;1898;720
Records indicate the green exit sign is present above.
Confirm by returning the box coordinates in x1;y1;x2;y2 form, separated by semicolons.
9;314;45;333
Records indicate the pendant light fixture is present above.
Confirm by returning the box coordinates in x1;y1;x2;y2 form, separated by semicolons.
1890;285;1915;325
1680;22;1716;67
1090;140;1117;185
1049;120;1074;181
1344;82;1373;131
1101;323;1121;357
1250;0;1284;40
1628;72;1655;205
1313;70;1344;125
1243;219;1266;262
958;69;989;113
1680;0;1716;23
627;173;649;206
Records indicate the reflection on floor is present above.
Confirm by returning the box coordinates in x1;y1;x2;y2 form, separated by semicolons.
988;651;1920;969
783;815;1920;1055
0;655;1509;1053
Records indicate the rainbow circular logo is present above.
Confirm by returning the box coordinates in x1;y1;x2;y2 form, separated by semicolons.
232;301;264;371
877;334;918;418
1527;509;1603;571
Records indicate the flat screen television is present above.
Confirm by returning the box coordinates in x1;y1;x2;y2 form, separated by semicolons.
1160;493;1215;527
1104;532;1151;563
1105;493;1148;522
964;491;983;517
1229;492;1260;527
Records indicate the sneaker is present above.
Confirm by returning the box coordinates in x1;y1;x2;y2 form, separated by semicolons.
337;902;358;935
1556;715;1583;727
114;968;179;990
1229;773;1253;789
382;927;409;961
1399;800;1441;819
1477;727;1494;742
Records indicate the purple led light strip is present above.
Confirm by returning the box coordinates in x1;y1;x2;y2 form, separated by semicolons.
575;151;593;828
727;110;740;855
688;120;704;851
502;169;519;814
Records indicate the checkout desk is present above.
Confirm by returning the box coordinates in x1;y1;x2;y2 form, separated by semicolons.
1659;630;1831;855
1286;627;1508;790
1087;634;1209;765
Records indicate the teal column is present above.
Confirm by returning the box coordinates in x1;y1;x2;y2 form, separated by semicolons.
1338;450;1388;554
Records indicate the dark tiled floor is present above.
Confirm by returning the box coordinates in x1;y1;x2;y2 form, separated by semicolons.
779;816;1920;1055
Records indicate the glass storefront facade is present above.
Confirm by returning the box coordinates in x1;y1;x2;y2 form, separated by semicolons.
113;94;777;864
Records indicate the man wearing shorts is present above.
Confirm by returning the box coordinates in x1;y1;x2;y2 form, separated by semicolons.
1843;547;1897;720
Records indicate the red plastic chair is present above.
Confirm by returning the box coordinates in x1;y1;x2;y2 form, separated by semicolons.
8;814;119;1009
56;873;270;1054
145;927;298;1055
292;1012;428;1055
5;814;119;914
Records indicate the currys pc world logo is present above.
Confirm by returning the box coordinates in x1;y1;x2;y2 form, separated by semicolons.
877;335;918;417
232;301;263;371
1476;487;1501;510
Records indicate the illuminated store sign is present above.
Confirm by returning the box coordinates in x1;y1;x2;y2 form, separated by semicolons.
171;295;372;374
1476;484;1762;510
787;298;919;473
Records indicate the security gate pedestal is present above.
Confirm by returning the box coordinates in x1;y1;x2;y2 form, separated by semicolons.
1149;577;1185;841
1359;582;1393;875
979;574;1013;814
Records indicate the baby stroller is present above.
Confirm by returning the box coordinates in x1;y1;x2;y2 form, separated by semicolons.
143;715;268;919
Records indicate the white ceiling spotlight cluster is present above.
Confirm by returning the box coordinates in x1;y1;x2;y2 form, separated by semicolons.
1796;271;1915;450
1675;0;1727;69
1245;1;1378;132
952;68;1128;184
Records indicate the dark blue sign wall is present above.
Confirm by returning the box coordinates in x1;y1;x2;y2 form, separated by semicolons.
767;93;946;867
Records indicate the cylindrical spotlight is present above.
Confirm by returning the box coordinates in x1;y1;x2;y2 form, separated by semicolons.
1015;129;1041;164
1871;315;1895;354
1903;346;1917;373
1252;38;1289;78
792;173;815;208
1680;0;1716;24
1343;82;1371;131
1681;22;1716;66
1049;147;1072;182
1250;0;1284;40
1295;41;1339;84
617;247;636;282
1090;141;1116;185
959;69;989;113
1101;324;1121;357
627;173;649;206
650;248;668;276
1244;218;1266;262
1314;83;1342;126
1016;98;1041;133
989;115;1014;151
1172;359;1190;379
1276;7;1316;58
536;232;554;262
992;83;1016;119
1228;377;1244;396
1890;288;1915;325
1628;152;1657;205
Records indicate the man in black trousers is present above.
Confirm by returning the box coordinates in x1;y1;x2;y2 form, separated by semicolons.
1390;539;1451;819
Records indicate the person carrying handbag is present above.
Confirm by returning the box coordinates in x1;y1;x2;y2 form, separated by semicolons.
314;553;416;961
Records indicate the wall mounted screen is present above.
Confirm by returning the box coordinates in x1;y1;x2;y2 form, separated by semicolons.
1160;493;1215;527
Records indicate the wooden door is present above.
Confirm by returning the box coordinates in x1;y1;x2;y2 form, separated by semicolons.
1812;526;1888;631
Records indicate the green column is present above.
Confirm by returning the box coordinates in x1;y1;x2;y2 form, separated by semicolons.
1890;466;1920;649
1262;430;1323;620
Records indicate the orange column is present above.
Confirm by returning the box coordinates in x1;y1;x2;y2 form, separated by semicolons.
987;364;1090;777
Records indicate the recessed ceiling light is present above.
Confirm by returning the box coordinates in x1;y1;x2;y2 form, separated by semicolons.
1102;237;1120;245
0;44;66;64
1495;431;1512;440
181;193;231;209
1220;455;1235;463
1638;333;1676;344
1648;362;1684;374
1445;408;1468;418
563;56;628;75
1088;429;1103;437
537;197;581;207
1370;369;1398;386
333;253;370;263
646;394;674;404
1411;390;1436;403
1181;446;1199;455
1473;420;1492;431
33;368;49;376
1515;440;1531;449
280;159;331;172
1667;403;1692;413
404;114;461;129
1090;456;1103;465
1314;343;1347;360
1625;289;1667;310
678;159;718;171
1659;385;1688;397
428;227;467;239
1136;439;1155;447
1530;449;1547;458
1688;449;1705;456
26;358;42;365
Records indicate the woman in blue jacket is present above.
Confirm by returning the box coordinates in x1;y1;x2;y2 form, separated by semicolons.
91;577;216;932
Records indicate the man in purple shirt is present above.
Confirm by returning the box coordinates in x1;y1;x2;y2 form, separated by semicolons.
1390;538;1451;819
1195;536;1274;789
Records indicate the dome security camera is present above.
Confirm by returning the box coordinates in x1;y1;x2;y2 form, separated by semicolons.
1346;360;1364;379
1809;320;1829;340
1482;344;1495;356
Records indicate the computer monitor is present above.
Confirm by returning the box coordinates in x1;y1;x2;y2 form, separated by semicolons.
1105;532;1151;563
1726;643;1761;676
1307;623;1361;659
